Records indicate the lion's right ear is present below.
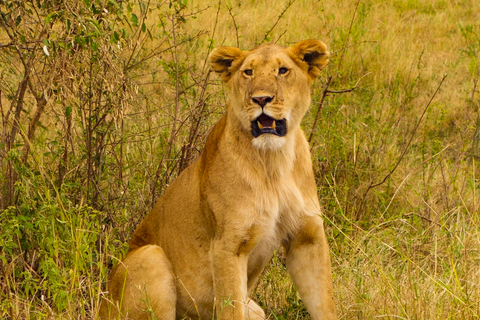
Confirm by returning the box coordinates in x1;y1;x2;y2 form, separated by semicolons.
209;47;245;83
288;40;329;81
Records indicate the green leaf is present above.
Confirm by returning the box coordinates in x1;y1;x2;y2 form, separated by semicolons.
91;3;100;15
15;14;21;26
91;41;98;51
45;12;55;25
110;30;121;44
131;13;138;26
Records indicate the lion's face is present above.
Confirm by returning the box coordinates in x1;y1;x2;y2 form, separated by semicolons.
210;40;329;150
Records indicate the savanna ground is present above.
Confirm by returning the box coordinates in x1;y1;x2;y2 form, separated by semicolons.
1;0;479;319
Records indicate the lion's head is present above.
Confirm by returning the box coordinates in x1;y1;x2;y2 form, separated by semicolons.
210;40;329;150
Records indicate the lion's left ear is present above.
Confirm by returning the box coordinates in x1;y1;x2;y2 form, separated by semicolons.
288;39;329;81
209;47;246;83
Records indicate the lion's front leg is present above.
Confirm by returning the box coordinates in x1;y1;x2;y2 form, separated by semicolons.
285;214;337;320
212;238;249;320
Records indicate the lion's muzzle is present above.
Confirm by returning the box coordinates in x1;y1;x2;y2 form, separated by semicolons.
251;113;287;138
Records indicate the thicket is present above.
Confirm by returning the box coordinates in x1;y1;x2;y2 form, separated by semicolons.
1;0;479;319
0;0;218;317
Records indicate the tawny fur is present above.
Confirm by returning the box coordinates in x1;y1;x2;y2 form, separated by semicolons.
99;40;337;320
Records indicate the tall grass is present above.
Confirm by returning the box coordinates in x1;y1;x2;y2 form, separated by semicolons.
1;0;479;319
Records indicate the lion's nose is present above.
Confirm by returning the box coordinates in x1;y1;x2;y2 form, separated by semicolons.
252;96;274;107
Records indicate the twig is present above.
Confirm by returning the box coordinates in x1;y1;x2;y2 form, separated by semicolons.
201;0;222;72
337;0;361;71
226;5;240;48
330;40;378;56
373;74;446;188
127;31;208;71
471;63;479;104
261;0;296;44
21;88;49;164
356;74;448;216
326;72;370;94
178;70;212;173
7;75;29;151
0;42;38;49
309;73;370;144
124;0;151;69
470;63;480;157
274;30;287;44
308;76;333;143
403;212;441;227
0;90;3;147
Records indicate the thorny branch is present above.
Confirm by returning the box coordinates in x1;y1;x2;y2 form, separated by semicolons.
261;0;296;44
226;5;240;48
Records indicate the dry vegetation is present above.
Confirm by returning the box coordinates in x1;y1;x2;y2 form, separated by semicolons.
1;0;479;319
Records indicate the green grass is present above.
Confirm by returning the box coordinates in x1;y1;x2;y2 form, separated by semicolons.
1;0;480;318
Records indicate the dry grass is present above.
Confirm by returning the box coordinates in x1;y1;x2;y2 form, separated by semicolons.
1;0;480;319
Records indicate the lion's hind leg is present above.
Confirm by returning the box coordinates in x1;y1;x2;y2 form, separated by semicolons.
100;244;177;320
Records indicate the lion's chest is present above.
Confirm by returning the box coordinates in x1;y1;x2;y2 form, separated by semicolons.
241;178;306;280
250;174;306;246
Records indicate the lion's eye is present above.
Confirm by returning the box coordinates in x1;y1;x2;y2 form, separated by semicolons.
278;67;288;75
244;69;253;76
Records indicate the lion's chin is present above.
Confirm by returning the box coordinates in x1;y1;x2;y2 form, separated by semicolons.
252;134;287;150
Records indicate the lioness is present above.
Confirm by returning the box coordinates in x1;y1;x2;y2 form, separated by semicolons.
100;40;337;320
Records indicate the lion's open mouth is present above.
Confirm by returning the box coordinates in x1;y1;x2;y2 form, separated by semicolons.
251;113;287;138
